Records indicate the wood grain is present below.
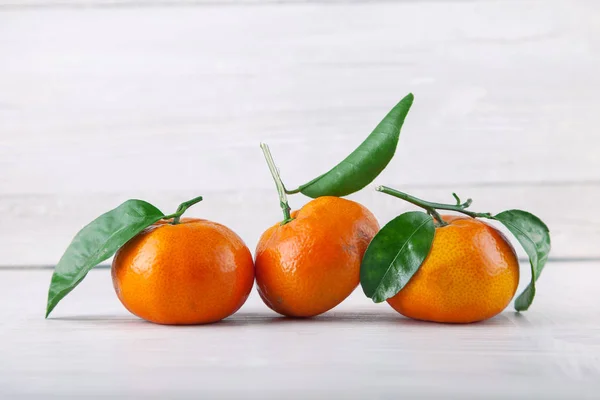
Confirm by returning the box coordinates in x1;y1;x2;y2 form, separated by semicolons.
0;185;597;266
1;3;598;399
1;0;599;265
1;265;598;398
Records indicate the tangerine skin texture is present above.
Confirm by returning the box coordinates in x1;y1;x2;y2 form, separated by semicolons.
112;218;254;325
387;215;519;323
255;196;379;317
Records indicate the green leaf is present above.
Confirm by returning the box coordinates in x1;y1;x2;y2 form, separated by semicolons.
360;211;435;303
494;210;551;311
46;200;165;318
298;93;414;198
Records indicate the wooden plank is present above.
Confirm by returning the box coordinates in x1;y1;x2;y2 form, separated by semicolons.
0;0;566;6
0;2;599;195
1;1;599;265
0;184;596;265
0;264;598;398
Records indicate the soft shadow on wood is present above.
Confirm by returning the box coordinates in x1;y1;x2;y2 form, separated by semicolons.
222;311;518;327
48;311;518;327
49;315;147;324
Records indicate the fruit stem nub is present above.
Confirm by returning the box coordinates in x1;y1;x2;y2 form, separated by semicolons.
163;196;203;225
260;143;293;225
376;186;492;226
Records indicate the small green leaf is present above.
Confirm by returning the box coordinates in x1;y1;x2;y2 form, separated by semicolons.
360;211;435;303
46;200;165;318
298;93;414;198
494;210;551;311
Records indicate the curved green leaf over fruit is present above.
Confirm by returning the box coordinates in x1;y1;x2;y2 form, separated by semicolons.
494;210;551;311
298;93;414;198
45;200;165;318
360;211;435;303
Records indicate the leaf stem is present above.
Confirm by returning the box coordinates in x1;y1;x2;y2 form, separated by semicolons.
163;196;203;224
376;186;492;226
285;187;301;195
260;143;293;225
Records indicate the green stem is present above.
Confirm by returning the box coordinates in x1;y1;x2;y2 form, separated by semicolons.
376;186;492;226
285;187;301;195
260;143;293;225
163;196;203;225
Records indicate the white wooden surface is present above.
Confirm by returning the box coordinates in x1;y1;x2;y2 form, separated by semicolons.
0;0;600;399
1;0;600;265
1;263;599;399
1;2;600;397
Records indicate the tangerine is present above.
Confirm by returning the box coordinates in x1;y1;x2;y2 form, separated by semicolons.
387;215;519;323
112;218;254;325
255;196;379;317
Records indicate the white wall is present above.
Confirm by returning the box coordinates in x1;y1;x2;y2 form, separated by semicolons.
0;0;598;265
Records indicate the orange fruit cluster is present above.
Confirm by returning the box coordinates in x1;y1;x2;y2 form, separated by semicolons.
47;95;541;326
110;198;520;325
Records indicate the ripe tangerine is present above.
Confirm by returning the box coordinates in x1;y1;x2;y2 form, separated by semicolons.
255;196;379;317
112;218;254;325
387;215;519;323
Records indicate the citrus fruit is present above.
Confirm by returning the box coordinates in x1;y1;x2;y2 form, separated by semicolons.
112;218;254;325
387;215;519;323
255;196;379;317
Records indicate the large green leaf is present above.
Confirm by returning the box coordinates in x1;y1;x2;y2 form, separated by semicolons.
298;93;414;198
494;210;551;311
360;211;435;303
46;200;165;317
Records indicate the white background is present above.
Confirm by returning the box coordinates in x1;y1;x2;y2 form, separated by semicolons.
1;0;599;265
